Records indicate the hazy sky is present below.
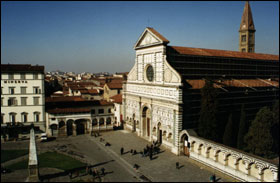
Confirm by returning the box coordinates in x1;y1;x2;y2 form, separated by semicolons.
1;1;279;74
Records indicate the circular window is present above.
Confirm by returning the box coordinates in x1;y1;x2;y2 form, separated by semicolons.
146;65;154;82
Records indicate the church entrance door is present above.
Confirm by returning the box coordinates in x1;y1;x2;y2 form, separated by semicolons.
142;107;151;138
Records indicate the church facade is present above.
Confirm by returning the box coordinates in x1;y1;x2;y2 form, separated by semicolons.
123;27;183;154
123;2;279;156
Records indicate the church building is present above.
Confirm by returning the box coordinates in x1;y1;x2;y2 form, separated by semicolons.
122;2;279;155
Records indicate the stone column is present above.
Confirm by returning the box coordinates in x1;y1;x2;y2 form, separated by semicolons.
213;150;219;162
223;153;229;166
233;158;240;171
72;124;76;136
204;147;210;158
27;128;39;182
245;162;252;175
257;168;264;182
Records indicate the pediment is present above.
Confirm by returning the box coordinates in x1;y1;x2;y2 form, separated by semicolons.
134;27;169;49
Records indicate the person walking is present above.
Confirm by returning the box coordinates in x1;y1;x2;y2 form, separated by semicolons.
101;167;105;176
120;147;124;155
176;162;179;169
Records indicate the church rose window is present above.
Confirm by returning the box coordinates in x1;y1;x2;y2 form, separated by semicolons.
146;65;154;82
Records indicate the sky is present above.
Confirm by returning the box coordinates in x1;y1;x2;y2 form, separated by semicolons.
1;1;279;74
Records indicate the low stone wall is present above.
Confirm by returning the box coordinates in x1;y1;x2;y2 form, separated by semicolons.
179;130;278;182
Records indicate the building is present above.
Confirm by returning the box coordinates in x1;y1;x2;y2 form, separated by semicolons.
45;96;114;137
1;64;46;139
239;1;255;53
123;5;279;156
110;94;123;127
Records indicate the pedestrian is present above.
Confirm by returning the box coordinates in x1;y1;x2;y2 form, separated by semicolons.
69;172;72;179
133;164;139;170
210;174;216;182
133;150;137;155
143;148;146;157
130;149;133;153
120;147;124;155
176;162;179;169
93;168;97;177
101;167;105;176
89;168;92;175
149;152;153;160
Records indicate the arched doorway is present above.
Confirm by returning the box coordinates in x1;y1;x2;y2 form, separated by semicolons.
142;107;151;137
58;121;66;137
181;134;190;157
132;114;136;132
66;120;74;136
50;124;58;137
75;119;87;135
157;122;162;144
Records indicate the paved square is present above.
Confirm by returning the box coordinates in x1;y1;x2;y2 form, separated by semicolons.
86;130;236;182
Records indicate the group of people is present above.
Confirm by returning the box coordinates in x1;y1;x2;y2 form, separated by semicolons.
91;131;100;137
120;140;161;161
68;165;106;181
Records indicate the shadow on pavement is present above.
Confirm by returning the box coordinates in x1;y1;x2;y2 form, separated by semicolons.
39;159;115;181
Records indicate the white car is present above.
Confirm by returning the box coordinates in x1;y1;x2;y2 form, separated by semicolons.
41;133;47;141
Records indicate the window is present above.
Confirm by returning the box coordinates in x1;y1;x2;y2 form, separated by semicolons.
91;109;95;114
242;48;246;52
249;47;253;53
1;98;3;106
146;65;154;82
21;87;27;94
108;108;111;113
33;97;39;105
9;113;16;123
34;112;40;122
117;89;120;94
20;73;26;80
1;87;3;95
33;87;40;94
98;109;104;114
8;98;17;106
21;113;28;123
21;97;27;106
241;35;246;42
33;73;39;79
9;87;15;94
249;33;253;42
8;74;14;80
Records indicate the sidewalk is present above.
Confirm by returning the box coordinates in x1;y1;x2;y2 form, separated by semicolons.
86;130;237;182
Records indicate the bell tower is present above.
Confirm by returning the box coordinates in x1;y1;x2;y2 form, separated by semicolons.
239;1;256;53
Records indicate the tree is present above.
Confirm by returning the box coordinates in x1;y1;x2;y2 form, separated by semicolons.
237;104;248;150
198;79;219;142
223;113;234;147
244;106;274;158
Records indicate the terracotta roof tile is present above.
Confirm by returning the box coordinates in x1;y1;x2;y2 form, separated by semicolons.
1;64;44;72
45;96;86;102
47;108;91;114
170;46;279;61
110;94;122;104
88;89;99;94
186;79;279;89
107;83;123;89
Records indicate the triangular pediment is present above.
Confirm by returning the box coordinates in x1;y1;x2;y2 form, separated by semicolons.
134;27;169;49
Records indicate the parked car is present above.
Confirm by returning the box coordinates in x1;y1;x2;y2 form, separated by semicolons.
40;133;47;142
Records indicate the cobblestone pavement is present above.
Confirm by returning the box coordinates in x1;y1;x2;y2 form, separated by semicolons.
1;130;237;182
86;130;237;182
